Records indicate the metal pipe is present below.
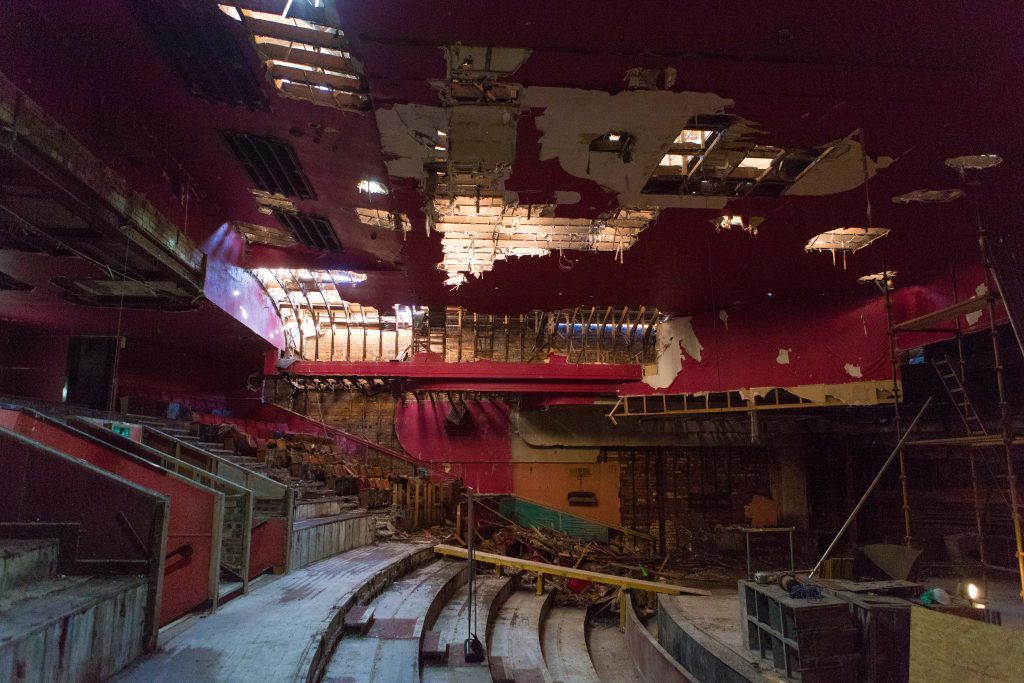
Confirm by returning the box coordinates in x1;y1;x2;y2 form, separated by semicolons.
809;398;932;578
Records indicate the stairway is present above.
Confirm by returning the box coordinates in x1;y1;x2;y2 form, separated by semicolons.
0;538;148;682
489;589;555;683
128;414;269;473
324;558;468;681
588;622;644;683
543;607;601;683
422;575;515;681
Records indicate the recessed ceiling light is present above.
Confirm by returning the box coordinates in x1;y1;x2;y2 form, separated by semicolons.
357;179;388;195
607;132;623;142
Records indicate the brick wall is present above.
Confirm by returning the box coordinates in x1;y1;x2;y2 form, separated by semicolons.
220;493;248;572
610;447;774;557
283;390;403;453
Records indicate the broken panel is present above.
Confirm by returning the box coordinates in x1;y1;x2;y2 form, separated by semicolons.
354;208;411;233
233;220;298;248
805;227;890;253
220;5;368;111
642;114;835;198
272;210;340;252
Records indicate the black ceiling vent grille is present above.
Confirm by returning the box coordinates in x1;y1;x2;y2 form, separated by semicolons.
273;210;341;252
0;271;33;291
223;132;316;199
132;0;266;110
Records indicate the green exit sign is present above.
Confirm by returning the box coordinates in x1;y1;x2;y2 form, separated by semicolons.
111;423;131;437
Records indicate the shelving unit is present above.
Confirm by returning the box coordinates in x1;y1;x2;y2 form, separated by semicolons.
739;581;860;682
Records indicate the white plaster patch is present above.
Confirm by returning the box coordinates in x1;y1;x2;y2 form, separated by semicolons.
788;134;895;196
677;316;704;363
375;104;448;180
520;87;733;203
643;317;703;389
554;191;581;205
719;309;729;329
844;363;864;378
644;321;682;390
965;282;988;326
776;348;791;365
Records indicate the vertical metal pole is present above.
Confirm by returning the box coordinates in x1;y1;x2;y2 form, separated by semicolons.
745;531;752;579
951;261;988;572
789;529;795;573
979;219;1024;600
466;487;475;638
809;399;932;578
883;269;913;545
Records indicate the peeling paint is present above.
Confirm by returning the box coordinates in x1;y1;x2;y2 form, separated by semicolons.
554;190;581;204
844;363;863;378
788;134;894;196
776;348;791;365
965;283;988;326
677;316;704;363
861;314;868;337
643;320;683;390
643;316;703;389
718;309;728;329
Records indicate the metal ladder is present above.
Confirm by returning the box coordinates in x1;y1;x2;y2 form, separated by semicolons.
932;356;988;436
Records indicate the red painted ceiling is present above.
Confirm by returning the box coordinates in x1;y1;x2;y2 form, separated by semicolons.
1;1;1022;316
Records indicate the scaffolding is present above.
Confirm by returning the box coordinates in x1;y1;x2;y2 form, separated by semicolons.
889;202;1024;600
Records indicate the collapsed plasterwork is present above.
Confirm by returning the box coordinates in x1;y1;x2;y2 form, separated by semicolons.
521;87;735;207
643;316;702;389
787;134;893;196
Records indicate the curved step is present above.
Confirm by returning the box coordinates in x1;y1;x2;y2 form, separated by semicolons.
588;623;643;683
0;539;57;593
422;574;515;682
488;589;554;683
323;559;467;681
116;543;432;682
1;574;148;682
543;607;600;683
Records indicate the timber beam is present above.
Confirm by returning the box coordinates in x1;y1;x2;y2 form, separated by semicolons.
433;544;710;596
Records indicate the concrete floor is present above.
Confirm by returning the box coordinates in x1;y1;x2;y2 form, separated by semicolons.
114;542;426;682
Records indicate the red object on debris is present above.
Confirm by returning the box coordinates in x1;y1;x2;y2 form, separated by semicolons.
566;578;592;594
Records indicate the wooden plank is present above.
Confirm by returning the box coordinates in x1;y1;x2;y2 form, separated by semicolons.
893;293;998;332
909;605;1024;682
433;544;709;596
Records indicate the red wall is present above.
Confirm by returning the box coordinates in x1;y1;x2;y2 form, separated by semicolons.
0;325;68;402
394;399;514;493
622;264;1000;395
1;408;218;624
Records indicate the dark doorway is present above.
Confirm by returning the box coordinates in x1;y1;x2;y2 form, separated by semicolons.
66;337;117;410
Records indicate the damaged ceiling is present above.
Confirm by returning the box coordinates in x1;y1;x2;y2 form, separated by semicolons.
0;0;1021;317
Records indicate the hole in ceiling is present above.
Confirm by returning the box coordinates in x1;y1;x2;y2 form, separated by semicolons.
272;210;341;252
222;132;316;199
642;115;833;197
133;0;266;110
220;5;368;112
232;220;298;248
357;179;389;195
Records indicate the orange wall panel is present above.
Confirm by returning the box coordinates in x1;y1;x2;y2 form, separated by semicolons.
512;461;621;528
